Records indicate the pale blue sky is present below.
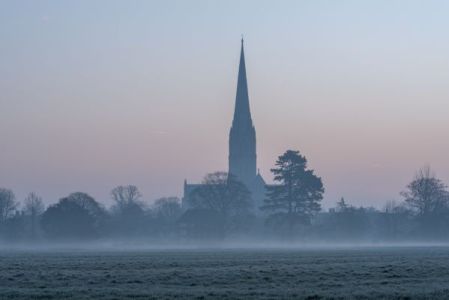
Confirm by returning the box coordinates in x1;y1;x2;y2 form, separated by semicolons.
2;0;449;208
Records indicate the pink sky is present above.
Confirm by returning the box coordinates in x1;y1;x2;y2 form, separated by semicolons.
2;0;449;208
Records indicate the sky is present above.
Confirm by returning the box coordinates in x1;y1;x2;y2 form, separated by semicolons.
2;0;449;208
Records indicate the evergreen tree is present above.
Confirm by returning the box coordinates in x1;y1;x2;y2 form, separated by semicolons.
262;150;324;233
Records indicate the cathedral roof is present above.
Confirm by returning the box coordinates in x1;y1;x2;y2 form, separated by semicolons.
254;172;266;186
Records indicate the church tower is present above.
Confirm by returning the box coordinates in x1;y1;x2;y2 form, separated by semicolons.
228;39;257;186
184;38;265;212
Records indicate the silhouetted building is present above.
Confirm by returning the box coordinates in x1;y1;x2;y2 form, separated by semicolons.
229;38;257;185
183;39;266;213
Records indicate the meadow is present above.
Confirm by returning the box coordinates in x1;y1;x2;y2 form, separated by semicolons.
1;246;449;299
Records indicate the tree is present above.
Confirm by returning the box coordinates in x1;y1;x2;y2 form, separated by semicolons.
22;192;45;239
189;172;251;236
400;167;449;238
190;172;251;218
109;185;148;237
0;188;18;238
111;185;142;212
177;208;224;240
66;192;106;221
153;197;182;236
401;166;448;216
153;197;182;221
262;150;324;233
0;188;18;225
336;197;348;212
326;199;371;241
382;200;412;241
41;192;105;240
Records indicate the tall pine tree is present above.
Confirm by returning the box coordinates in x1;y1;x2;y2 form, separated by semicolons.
262;150;324;233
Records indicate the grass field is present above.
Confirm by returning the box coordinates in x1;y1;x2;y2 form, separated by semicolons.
1;246;449;299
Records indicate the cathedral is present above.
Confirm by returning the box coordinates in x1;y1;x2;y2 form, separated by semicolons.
183;39;266;213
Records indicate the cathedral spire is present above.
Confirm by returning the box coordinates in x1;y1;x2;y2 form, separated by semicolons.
229;39;257;185
232;37;252;127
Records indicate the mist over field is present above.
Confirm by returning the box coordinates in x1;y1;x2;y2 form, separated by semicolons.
3;165;449;249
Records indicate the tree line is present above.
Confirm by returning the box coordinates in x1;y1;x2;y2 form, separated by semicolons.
1;150;449;243
0;186;183;242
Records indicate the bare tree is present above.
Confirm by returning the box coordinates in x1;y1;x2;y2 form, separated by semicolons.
109;185;147;237
0;188;18;224
188;172;251;237
23;193;45;217
383;200;408;215
66;192;105;219
190;172;251;219
23;192;45;238
111;185;142;211
153;197;182;221
401;166;449;216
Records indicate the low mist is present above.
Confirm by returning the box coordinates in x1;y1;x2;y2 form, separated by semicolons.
2;164;449;250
